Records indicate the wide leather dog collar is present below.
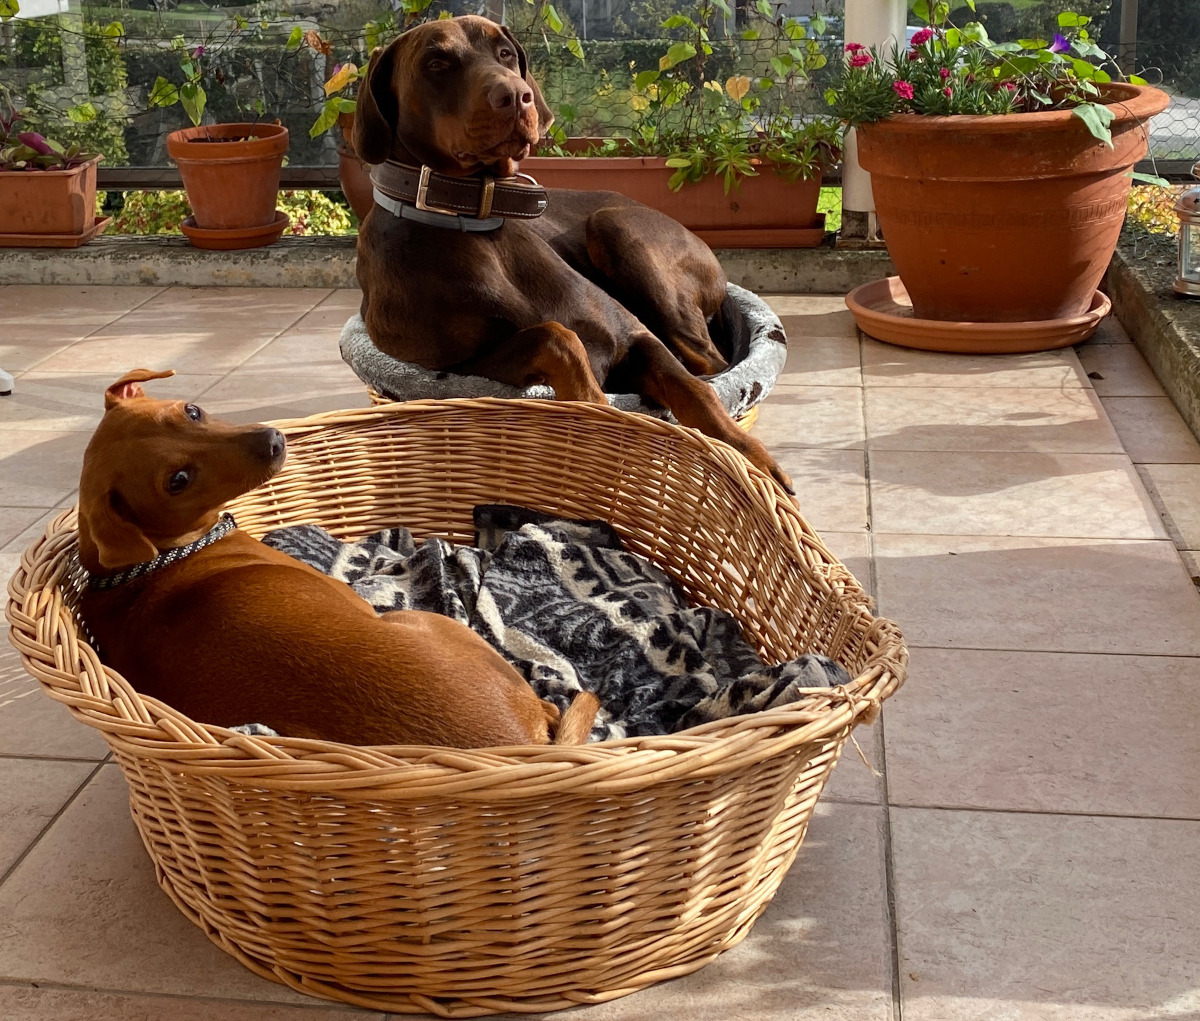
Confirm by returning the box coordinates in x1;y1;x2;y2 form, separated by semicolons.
370;161;548;227
87;514;236;591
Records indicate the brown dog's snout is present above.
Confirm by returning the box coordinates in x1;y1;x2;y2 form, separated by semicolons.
487;80;534;112
248;427;287;467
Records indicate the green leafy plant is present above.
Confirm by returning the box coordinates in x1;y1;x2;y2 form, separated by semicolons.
105;189;356;235
827;3;1148;148
542;0;841;193
0;85;96;170
146;15;284;128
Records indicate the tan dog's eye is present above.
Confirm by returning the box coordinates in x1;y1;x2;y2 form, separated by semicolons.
184;403;203;422
167;470;191;495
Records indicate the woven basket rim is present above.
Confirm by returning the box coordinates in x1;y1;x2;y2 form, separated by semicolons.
5;399;907;794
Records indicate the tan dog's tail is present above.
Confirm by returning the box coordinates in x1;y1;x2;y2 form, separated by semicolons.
553;691;600;745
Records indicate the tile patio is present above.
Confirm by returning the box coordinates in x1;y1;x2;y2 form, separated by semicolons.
1;284;1198;1019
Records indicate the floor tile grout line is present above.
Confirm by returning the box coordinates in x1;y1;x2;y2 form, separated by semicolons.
0;975;373;1013
12;284;169;379
855;330;903;1021
897;643;1200;660
0;760;106;892
888;802;1200;823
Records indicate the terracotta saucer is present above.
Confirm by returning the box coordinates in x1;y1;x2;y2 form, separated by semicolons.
845;276;1111;354
179;210;289;250
0;215;111;248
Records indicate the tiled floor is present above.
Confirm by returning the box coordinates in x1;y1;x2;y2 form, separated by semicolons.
2;284;1199;1020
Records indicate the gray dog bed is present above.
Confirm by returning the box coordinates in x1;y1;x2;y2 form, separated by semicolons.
339;282;787;421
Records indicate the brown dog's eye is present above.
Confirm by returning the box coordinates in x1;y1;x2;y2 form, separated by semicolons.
167;470;191;495
499;47;515;61
184;403;203;422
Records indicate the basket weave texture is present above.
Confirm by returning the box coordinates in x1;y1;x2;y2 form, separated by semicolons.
5;399;906;1018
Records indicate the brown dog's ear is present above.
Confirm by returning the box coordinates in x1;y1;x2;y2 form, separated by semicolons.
104;368;176;410
500;26;554;137
88;489;159;569
354;36;410;165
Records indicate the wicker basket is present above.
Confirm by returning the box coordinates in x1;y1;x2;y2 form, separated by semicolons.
5;399;906;1018
365;386;762;431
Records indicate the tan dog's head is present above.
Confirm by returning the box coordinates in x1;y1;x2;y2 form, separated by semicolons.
77;369;287;572
353;15;553;177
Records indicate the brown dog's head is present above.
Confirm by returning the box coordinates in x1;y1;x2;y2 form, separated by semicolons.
77;369;287;572
353;15;553;176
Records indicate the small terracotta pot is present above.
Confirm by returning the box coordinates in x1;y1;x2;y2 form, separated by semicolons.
166;122;289;232
0;155;102;238
336;111;375;222
856;83;1170;323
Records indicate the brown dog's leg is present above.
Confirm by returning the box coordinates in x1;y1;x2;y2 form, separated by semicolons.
456;322;607;403
627;335;794;493
584;207;730;376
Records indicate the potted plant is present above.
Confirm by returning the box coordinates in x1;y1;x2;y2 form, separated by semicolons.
828;3;1169;349
150;31;290;250
522;0;842;247
0;86;107;248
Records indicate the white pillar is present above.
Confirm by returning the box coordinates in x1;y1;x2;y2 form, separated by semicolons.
841;0;907;240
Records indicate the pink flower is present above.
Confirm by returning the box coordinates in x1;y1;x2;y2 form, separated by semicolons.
1000;81;1016;92
193;45;205;57
848;52;873;68
939;67;950;79
943;86;953;97
907;50;920;61
844;42;866;53
892;80;914;100
911;27;934;46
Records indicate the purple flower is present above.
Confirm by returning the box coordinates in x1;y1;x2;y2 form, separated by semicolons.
193;45;205;57
17;132;53;155
1049;33;1070;53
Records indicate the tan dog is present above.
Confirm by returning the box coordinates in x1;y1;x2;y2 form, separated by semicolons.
77;369;599;747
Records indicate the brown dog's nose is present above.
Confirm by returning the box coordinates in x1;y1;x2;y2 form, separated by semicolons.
250;427;286;464
487;82;534;111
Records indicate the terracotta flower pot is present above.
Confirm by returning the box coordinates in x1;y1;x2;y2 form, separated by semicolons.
855;83;1169;323
522;141;826;247
336;111;375;222
166;122;289;233
0;156;105;245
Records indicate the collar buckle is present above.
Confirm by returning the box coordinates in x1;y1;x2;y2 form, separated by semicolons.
413;165;456;216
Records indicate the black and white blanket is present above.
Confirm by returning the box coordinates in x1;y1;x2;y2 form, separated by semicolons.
262;506;850;741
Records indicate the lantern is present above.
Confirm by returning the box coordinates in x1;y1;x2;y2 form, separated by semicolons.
1175;164;1200;297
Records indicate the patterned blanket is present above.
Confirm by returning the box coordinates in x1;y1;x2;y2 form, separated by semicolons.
262;506;850;741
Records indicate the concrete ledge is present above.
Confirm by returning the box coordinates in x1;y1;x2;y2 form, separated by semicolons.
0;234;895;294
1106;236;1200;442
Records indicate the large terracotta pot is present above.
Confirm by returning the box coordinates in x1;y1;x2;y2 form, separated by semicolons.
523;140;826;247
336;111;375;222
0;156;104;245
856;83;1169;322
166;122;289;232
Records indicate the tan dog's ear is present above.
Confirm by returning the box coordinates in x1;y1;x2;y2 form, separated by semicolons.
104;368;176;410
88;489;158;569
500;27;553;137
354;35;410;165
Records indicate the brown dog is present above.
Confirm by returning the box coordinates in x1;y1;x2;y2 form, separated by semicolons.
77;369;599;748
353;15;792;491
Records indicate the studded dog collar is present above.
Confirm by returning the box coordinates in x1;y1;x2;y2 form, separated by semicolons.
87;514;236;591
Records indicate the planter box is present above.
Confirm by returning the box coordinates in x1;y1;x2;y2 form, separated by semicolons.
521;145;826;248
0;156;103;242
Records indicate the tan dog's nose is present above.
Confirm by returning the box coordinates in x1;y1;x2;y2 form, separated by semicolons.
487;81;534;111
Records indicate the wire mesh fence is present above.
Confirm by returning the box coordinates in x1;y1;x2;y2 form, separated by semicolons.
0;0;1195;183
